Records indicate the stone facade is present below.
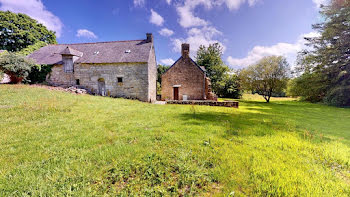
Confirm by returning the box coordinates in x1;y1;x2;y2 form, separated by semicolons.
31;34;157;103
47;62;153;102
161;43;217;101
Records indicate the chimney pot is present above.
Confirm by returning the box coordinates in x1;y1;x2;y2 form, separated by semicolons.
181;43;190;58
146;33;153;43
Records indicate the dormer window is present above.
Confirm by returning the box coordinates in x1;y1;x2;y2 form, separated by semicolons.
60;46;83;73
63;56;74;73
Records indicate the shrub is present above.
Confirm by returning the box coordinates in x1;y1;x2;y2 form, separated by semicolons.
0;52;37;83
26;64;53;84
324;86;350;107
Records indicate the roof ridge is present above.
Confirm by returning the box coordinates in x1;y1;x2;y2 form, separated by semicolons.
49;39;146;46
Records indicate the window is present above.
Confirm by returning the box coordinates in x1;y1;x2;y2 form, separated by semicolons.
117;77;123;83
76;79;80;85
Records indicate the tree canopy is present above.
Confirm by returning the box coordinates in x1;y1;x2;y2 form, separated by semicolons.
196;43;241;98
290;0;350;106
0;11;57;52
0;52;37;83
240;56;290;103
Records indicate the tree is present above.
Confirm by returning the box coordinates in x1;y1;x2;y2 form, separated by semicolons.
291;0;350;106
240;56;290;103
17;41;48;56
196;43;229;94
216;73;242;98
0;52;37;83
157;65;170;95
0;11;57;52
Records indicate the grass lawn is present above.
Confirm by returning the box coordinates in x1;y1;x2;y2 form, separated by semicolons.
1;85;350;196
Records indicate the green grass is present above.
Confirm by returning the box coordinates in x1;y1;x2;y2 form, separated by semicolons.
0;85;350;196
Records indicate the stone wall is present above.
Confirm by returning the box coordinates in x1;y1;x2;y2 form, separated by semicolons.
147;45;157;103
47;62;151;102
47;65;76;86
161;57;205;100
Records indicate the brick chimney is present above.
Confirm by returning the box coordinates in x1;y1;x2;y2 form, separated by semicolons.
146;33;153;43
181;43;190;58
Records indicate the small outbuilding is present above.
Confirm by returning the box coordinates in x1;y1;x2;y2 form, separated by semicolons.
161;43;217;101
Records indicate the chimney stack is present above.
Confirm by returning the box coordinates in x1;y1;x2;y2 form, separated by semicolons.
146;33;153;43
181;43;190;58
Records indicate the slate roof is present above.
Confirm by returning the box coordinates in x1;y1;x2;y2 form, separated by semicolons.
60;47;83;57
28;40;153;65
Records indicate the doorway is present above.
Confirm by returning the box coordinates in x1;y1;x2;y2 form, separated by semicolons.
173;87;179;100
98;78;106;96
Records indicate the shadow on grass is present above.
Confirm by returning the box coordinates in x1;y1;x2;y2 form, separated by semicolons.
178;109;281;138
176;100;349;145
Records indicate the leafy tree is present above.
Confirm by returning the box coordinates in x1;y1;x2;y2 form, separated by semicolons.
240;56;290;103
157;65;170;85
17;41;48;56
196;43;229;94
216;73;242;98
157;65;170;95
291;0;350;106
0;11;57;52
0;52;37;83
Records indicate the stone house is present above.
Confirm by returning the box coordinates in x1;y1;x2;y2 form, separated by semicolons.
29;34;157;102
161;43;217;101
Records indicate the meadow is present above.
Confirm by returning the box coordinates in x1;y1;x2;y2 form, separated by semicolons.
0;85;349;196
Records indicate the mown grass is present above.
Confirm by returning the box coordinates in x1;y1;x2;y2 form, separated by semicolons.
0;85;349;196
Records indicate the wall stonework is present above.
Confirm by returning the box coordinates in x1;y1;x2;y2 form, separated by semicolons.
147;45;157;102
161;57;206;100
47;62;153;102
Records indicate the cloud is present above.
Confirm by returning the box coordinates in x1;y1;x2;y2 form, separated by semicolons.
223;0;260;10
176;0;210;28
134;0;145;7
159;28;174;37
312;0;330;7
160;58;175;65
165;0;172;5
176;0;260;28
226;32;320;69
0;0;63;37
172;26;225;57
150;9;164;26
76;29;98;39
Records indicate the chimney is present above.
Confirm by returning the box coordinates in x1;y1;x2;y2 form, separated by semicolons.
181;43;190;58
146;33;153;43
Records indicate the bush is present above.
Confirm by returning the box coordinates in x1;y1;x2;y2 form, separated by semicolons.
0;52;37;83
324;86;350;107
26;64;53;84
216;74;242;99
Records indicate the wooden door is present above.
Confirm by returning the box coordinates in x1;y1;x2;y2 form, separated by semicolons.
98;78;106;96
173;87;179;100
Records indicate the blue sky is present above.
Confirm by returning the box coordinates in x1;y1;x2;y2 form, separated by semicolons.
0;0;327;68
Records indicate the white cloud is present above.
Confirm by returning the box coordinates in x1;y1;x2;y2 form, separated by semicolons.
223;0;260;10
176;0;210;28
226;32;320;69
0;0;63;37
176;0;260;28
160;58;175;65
76;29;98;39
165;0;172;5
134;0;145;7
150;9;164;26
159;28;174;37
312;0;330;7
172;26;225;57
